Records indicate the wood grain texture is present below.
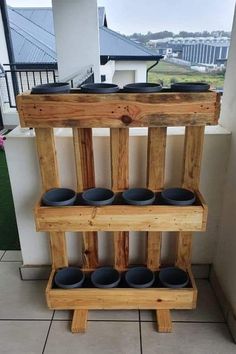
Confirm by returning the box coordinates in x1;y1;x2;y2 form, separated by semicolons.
182;126;205;190
35;128;60;191
110;128;129;269
71;310;88;333
35;128;68;269
156;309;172;332
72;127;98;269
46;269;196;310
17;91;221;128
176;126;205;269
35;202;206;232
73;128;95;191
146;127;167;270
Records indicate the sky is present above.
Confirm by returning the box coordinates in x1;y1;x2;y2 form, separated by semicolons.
7;0;236;35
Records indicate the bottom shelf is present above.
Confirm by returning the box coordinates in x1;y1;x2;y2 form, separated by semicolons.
46;268;197;310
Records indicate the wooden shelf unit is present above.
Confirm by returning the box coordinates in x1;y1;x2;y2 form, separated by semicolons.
17;90;220;334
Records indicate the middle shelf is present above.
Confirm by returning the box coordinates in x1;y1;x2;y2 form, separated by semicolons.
35;189;207;232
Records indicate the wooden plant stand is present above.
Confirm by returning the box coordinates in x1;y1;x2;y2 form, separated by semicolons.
17;90;220;333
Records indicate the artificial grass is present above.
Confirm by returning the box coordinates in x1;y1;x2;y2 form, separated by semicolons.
0;149;20;249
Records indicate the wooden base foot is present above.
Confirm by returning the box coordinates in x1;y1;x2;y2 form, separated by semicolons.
156;310;172;333
71;310;88;333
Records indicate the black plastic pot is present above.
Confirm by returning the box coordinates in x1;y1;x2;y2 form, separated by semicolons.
55;267;85;289
122;188;155;206
159;267;189;288
125;267;155;288
42;188;77;206
161;188;195;206
123;83;162;93
171;82;210;92
31;82;70;94
80;83;119;93
91;267;121;288
82;188;115;206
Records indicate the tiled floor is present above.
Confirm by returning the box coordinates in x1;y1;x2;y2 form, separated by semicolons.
0;251;235;354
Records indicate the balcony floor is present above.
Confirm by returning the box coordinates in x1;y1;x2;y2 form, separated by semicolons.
0;250;235;354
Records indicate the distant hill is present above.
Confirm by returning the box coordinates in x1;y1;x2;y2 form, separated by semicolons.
126;30;231;44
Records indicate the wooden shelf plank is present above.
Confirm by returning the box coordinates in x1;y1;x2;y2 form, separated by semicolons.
17;91;221;128
35;191;207;232
46;268;197;310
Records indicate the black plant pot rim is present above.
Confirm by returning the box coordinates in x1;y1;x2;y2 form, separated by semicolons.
31;82;70;94
171;82;210;92
82;187;115;206
80;83;120;93
125;267;155;288
161;187;196;206
122;188;155;205
54;267;85;289
42;188;77;206
123;82;162;93
91;267;121;288
159;267;189;288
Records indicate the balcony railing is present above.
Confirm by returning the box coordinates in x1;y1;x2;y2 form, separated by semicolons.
0;63;94;109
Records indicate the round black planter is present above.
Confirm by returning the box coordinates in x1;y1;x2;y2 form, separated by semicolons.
55;267;85;289
80;83;119;93
122;188;155;206
42;188;77;206
123;83;162;93
159;267;189;288
125;267;155;288
161;188;195;206
171;82;210;92
31;82;70;94
91;267;121;288
82;188;115;206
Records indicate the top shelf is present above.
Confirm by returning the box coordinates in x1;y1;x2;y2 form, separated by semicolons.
16;90;220;128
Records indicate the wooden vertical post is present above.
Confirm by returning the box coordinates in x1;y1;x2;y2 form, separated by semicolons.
146;127;167;271
35;128;68;269
73;128;98;269
176;126;205;269
110;128;129;270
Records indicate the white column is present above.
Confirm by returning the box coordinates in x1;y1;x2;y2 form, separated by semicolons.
214;5;236;314
52;0;100;82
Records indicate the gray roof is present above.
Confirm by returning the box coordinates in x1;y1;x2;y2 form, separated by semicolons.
7;6;161;64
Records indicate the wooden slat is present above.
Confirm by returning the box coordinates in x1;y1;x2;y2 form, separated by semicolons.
35;128;68;268
17;91;221;128
35;203;206;232
46;269;196;310
146;127;167;271
73;128;98;269
176;126;205;269
110;128;129;270
182;126;205;190
71;310;88;333
156;309;172;332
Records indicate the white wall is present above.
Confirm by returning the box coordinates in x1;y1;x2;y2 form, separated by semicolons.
112;70;135;87
213;6;236;314
52;0;100;82
0;11;9;67
5;127;230;266
100;60;147;86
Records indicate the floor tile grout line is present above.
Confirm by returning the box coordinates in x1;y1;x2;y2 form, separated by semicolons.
140;320;226;324
42;310;55;354
0;251;6;261
0;319;53;321
52;319;140;322
138;310;143;354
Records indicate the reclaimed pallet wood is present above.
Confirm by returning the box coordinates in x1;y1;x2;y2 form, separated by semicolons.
34;190;207;232
17;91;221;128
35;128;68;269
46;268;197;310
110;128;129;270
